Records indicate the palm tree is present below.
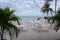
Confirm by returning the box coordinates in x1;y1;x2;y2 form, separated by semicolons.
0;7;20;40
55;0;57;14
41;0;59;32
46;8;60;32
42;0;57;14
41;0;53;16
45;0;53;2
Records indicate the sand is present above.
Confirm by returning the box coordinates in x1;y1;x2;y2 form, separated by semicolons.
16;29;60;40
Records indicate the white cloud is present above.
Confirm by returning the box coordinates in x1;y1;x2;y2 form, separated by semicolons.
1;0;59;18
11;0;16;2
0;0;10;2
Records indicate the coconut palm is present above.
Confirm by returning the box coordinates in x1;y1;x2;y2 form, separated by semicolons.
46;8;60;32
41;0;53;16
0;7;20;40
45;0;53;2
55;0;57;14
41;0;60;32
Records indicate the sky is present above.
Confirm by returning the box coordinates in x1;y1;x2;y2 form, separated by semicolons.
0;0;60;18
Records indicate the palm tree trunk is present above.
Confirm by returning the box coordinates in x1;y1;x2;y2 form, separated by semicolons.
1;26;4;40
50;11;53;16
55;0;57;14
1;31;3;40
47;11;48;17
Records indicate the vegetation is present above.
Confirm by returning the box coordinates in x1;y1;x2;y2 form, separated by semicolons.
0;7;20;40
47;8;60;32
41;0;53;16
41;0;60;32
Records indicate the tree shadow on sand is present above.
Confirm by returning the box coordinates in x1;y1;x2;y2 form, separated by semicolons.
55;38;60;40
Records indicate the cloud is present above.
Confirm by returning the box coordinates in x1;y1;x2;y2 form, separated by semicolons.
0;0;59;18
0;0;11;2
50;0;60;10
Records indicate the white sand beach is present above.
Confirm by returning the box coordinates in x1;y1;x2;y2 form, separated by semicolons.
12;18;60;40
16;29;60;40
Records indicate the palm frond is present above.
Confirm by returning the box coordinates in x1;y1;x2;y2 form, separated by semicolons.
9;15;20;25
0;7;20;40
46;0;53;2
6;23;20;37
